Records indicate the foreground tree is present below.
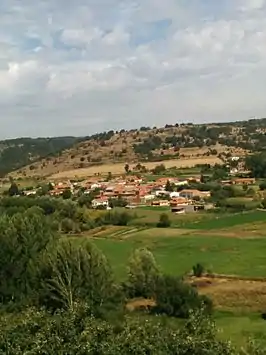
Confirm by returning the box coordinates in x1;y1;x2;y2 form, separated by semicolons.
39;240;119;312
0;213;57;304
0;306;237;354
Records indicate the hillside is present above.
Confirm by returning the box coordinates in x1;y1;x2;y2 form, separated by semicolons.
0;137;85;177
6;118;266;178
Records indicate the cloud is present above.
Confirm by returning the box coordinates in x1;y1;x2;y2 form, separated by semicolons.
0;0;266;138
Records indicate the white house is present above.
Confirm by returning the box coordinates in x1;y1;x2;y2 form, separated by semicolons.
170;191;180;198
91;197;109;209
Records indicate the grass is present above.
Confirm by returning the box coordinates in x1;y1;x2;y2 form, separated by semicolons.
215;311;266;348
131;208;214;227
68;209;266;348
88;234;266;280
183;210;266;230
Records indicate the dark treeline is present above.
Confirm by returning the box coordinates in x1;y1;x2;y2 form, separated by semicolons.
0;136;85;176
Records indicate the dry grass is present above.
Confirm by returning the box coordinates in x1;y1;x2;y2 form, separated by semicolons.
126;277;266;313
126;298;156;312
195;277;266;312
49;156;222;179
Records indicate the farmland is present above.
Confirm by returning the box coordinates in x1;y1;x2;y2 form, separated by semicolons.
49;156;221;179
68;209;266;347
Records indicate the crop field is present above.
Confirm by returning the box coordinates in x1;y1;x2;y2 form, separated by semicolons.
130;208;266;229
49;156;222;179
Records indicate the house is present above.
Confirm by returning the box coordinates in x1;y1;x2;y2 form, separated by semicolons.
151;200;170;207
175;180;188;187
232;178;255;185
91;197;109;209
179;189;201;199
179;189;210;200
170;191;180;198
171;204;204;214
143;194;155;202
54;181;73;192
155;190;170;197
170;197;188;207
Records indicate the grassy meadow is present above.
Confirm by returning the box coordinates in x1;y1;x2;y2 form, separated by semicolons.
68;209;266;347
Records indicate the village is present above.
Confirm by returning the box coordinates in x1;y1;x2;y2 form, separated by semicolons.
21;172;256;214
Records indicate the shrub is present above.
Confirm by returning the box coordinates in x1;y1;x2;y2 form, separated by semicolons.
157;213;171;228
125;248;160;298
153;275;212;318
192;263;205;277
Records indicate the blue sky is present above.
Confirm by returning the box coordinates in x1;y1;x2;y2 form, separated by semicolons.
0;0;266;138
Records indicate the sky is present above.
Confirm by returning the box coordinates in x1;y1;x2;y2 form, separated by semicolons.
1;0;266;138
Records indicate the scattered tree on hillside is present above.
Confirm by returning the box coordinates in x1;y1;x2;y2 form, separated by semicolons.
107;172;112;181
153;164;166;175
124;164;130;174
8;182;19;196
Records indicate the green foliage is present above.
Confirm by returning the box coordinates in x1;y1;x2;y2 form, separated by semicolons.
0;136;84;176
108;196;128;208
62;188;72;200
157;213;171;228
133;136;162;156
124;163;130;173
39;241;117;312
0;213;57;304
100;210;132;226
152;163;166;174
125;248;160;298
165;179;174;192
0;306;236;354
153;275;212;318
259;180;266;190
193;263;205;277
246;153;266;178
8;182;19;196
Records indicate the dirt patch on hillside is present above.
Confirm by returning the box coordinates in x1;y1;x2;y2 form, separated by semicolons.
47;157;222;179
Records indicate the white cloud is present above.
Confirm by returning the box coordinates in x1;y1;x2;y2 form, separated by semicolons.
0;0;266;138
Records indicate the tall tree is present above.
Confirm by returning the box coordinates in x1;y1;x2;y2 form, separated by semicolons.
124;164;130;174
126;248;160;298
0;213;57;303
39;240;116;312
165;180;174;192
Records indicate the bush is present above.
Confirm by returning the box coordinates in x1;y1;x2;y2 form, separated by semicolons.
192;263;205;277
62;189;72;200
153;275;212;318
259;181;266;190
157;213;171;228
125;248;160;298
99;210;132;226
61;218;75;233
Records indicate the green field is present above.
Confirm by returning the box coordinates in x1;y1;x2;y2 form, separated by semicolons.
91;234;266;279
69;210;266;347
215;312;266;347
130;208;266;229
